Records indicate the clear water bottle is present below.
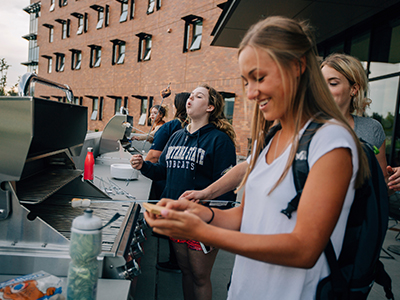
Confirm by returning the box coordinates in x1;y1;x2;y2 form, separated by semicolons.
67;209;102;300
84;147;94;181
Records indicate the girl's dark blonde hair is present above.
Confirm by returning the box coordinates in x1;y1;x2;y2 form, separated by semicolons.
237;16;369;192
198;83;236;144
321;53;371;116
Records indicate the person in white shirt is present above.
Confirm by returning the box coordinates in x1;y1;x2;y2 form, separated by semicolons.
143;16;370;300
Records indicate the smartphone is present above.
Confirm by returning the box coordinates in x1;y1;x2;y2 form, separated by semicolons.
200;242;213;254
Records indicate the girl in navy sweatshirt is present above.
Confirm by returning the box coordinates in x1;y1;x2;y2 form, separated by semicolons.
130;84;236;300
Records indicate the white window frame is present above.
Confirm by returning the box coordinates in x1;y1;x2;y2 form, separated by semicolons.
50;0;55;11
77;16;83;34
120;2;128;22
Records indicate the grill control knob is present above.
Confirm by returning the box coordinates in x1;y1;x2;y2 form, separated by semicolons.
120;259;141;280
130;241;144;259
135;228;146;243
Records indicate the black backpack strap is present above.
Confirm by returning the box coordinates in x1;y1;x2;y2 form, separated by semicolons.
281;121;324;218
324;240;349;299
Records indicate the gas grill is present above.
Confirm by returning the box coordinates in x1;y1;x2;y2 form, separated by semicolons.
0;73;145;281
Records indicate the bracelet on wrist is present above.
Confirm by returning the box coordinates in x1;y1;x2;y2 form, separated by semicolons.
206;206;214;224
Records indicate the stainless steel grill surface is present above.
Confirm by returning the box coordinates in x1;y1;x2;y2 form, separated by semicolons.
0;75;145;289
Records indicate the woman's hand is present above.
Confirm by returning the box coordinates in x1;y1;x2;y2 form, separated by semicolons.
180;190;209;202
130;154;144;170
144;199;208;240
387;165;400;191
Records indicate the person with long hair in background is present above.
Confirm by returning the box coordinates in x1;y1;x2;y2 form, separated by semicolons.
321;53;388;178
131;84;237;300
133;104;167;143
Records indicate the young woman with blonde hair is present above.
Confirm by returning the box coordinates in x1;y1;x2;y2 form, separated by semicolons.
321;53;388;179
142;16;369;300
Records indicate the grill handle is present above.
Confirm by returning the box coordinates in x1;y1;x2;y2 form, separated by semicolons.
18;72;74;103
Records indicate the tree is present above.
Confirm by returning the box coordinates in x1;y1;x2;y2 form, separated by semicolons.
8;83;18;96
0;58;11;96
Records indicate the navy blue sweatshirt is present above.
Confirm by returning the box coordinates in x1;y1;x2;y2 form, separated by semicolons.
140;123;237;203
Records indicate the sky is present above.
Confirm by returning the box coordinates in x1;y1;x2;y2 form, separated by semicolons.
0;0;30;90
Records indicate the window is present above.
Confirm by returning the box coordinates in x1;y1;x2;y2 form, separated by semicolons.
220;92;235;124
134;96;148;125
50;0;55;11
182;15;203;52
389;22;400;63
53;96;65;102
59;0;67;7
77;16;84;34
62;21;68;38
105;5;110;27
86;96;103;120
23;3;40;74
43;24;54;42
70;49;82;70
130;0;135;19
350;32;370;62
99;97;104;120
71;12;86;35
147;0;155;14
50;27;54;42
141;98;148;115
123;97;128;113
111;39;126;65
133;96;154;125
114;97;122;114
42;55;52;73
89;45;101;68
55;19;70;39
98;11;104;29
146;97;154;125
54;53;65;72
147;0;160;14
48;57;53;73
91;97;99;120
119;0;128;22
136;33;152;62
72;97;82;105
90;5;109;29
85;13;89;32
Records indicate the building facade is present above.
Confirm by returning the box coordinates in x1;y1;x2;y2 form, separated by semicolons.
23;0;253;156
23;0;400;163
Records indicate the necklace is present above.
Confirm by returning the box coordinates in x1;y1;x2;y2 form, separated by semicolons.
273;130;282;161
273;130;291;161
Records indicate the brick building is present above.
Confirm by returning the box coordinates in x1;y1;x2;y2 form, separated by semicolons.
23;0;254;156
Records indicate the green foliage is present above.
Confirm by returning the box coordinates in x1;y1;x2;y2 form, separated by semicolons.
0;58;10;96
0;58;19;96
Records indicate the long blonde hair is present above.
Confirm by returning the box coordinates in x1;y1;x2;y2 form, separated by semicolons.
237;16;369;192
321;53;371;116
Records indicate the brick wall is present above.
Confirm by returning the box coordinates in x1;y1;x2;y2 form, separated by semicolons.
33;0;252;156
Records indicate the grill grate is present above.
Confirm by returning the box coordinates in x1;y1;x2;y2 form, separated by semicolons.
23;195;133;252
